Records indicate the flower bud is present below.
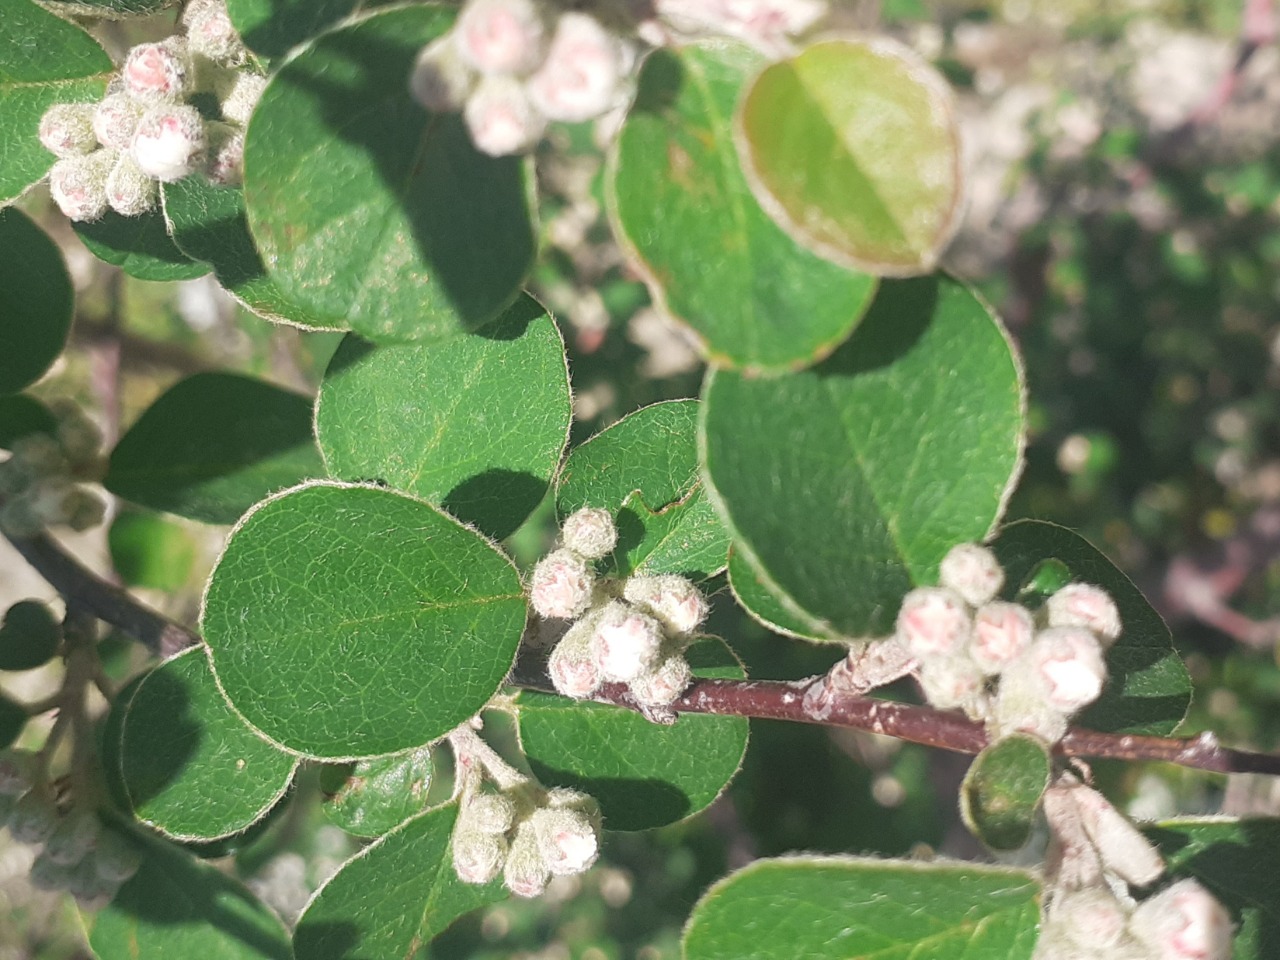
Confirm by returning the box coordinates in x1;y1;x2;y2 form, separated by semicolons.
132;105;207;182
1023;627;1107;713
590;601;663;682
939;543;1004;607
0;750;35;796
49;150;115;222
561;507;617;561
93;93;145;151
455;0;547;76
896;587;971;659
12;433;67;475
29;849;76;891
122;39;192;102
531;805;599;876
0;498;43;538
622;574;708;636
94;829;143;884
410;36;476;113
183;0;248;65
656;0;828;46
1071;783;1164;887
1041;779;1104;890
465;791;515;835
45;809;100;866
69;854;119;907
503;820;550;898
1051;887;1131;950
217;70;267;126
54;406;102;470
629;654;692;708
548;616;603;699
105;153;158;217
530;548;594;620
1046;583;1122;645
1130;879;1233;960
39;103;98;158
452;827;508;884
527;12;625;123
970;602;1034;675
7;790;58;845
916;656;984;711
204;122;245;186
62;488;107;533
464;74;547;156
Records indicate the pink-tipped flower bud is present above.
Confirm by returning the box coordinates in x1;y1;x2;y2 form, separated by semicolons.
561;507;617;561
590;601;663;682
529;548;594;619
131;105;207;182
410;36;476;113
455;0;548;75
183;0;248;65
656;0;828;46
39;103;98;158
939;543;1005;607
7;790;58;845
531;805;599;876
204;122;245;186
548;617;603;699
1025;627;1107;713
49;150;115;222
452;827;509;884
45;809;100;866
629;654;692;708
93;830;142;884
916;656;984;711
970;601;1034;675
1130;879;1233;960
465;791;516;835
1046;582;1122;645
1051;887;1131;950
503;820;551;898
105;153;158;217
93;93;145;151
896;587;971;659
527;12;625;123
1070;783;1165;887
122;39;192;102
622;574;708;636
464;74;547;156
217;70;267;126
1041;778;1104;890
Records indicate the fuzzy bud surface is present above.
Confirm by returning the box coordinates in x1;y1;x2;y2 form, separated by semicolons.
896;587;971;659
132;105;207;182
917;657;984;711
531;806;599;876
548;617;603;699
410;36;476;113
590;601;663;682
503;820;551;898
466;791;516;835
452;828;508;884
623;574;708;636
218;71;267;127
939;543;1005;607
49;150;114;222
183;0;247;64
106;153;158;216
94;830;143;884
530;548;594;619
39;103;98;158
1131;879;1233;960
527;13;624;123
1046;582;1122;644
561;507;617;560
629;654;692;707
970;601;1034;674
464;74;547;156
93;94;145;151
455;0;547;75
123;40;191;102
1028;627;1107;712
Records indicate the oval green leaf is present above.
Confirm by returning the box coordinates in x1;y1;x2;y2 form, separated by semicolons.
0;599;61;671
322;745;434;838
294;803;505;959
737;36;962;275
201;481;527;759
243;5;536;342
556;399;730;582
105;372;325;524
0;208;72;395
315;295;571;540
225;0;358;61
74;208;210;282
118;647;298;841
685;855;1040;960
960;733;1051;852
108;510;199;592
609;42;875;374
701;275;1025;639
517;637;748;832
727;548;825;641
991;519;1191;736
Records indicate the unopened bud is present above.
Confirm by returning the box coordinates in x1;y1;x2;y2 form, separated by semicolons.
39;103;98;158
939;543;1004;607
410;36;476;113
896;587;971;659
217;70;267;126
527;12;625;123
590;601;663;682
63;488;106;533
93;829;143;884
93;93;145;151
465;791;516;835
656;0;828;46
455;0;547;75
122;39;192;102
131;105;206;182
29;849;75;891
0;750;35;796
622;574;708;636
68;854;118;907
561;507;617;560
970;602;1034;674
1046;583;1122;645
105;153;158;216
1024;627;1107;713
0;498;43;539
1130;879;1233;960
530;548;594;619
452;827;508;884
1051;887;1131;950
629;653;692;707
503;820;550;898
204;122;245;186
464;74;547;156
531;805;599;876
1041;779;1104;890
7;790;58;845
49;150;115;222
183;0;248;65
54;407;102;469
45;809;100;866
548;616;603;699
917;656;984;711
1071;784;1164;887
12;433;67;475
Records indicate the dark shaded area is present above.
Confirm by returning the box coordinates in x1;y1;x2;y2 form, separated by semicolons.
235;0;357;61
116;665;201;811
815;275;938;378
526;756;693;833
443;468;548;541
290;921;363;960
0;394;57;449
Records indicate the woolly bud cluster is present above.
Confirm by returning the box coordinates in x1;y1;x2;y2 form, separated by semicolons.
0;405;106;539
0;750;142;908
37;0;262;221
650;0;828;51
897;542;1120;744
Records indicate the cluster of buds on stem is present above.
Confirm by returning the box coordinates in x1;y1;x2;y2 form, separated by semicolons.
897;542;1121;745
530;507;706;710
0;403;106;538
38;0;261;221
0;750;143;909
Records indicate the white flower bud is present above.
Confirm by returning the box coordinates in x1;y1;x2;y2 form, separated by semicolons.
1130;879;1233;960
39;103;98;158
657;0;828;46
69;854;119;906
1046;583;1122;645
465;791;515;835
561;507;617;561
590;601;664;682
939;543;1005;607
54;406;102;469
0;751;35;796
63;488;107;533
503;820;550;898
527;13;625;123
122;39;192;102
132;105;207;182
622;574;708;636
410;36;476;113
183;0;247;65
29;849;76;891
1024;627;1107;713
1051;887;1131;950
1071;783;1165;887
1041;779;1104;890
455;0;547;75
49;150;115;222
452;827;508;884
970;602;1034;675
530;548;594;619
917;656;984;711
548;616;603;699
896;587;971;659
45;809;100;866
545;786;601;821
464;74;547;156
629;654;692;708
93;830;143;884
204;122;245;186
93;93;145;151
217;70;267;126
7;790;58;845
531;805;599;876
105;153;158;217
0;498;43;539
13;433;67;475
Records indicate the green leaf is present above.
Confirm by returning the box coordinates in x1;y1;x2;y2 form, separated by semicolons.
43;0;177;15
162;177;344;330
315;295;571;540
0;599;61;671
202;481;526;759
74;208;210;282
118;647;298;841
701;275;1025;639
0;0;112;203
294;803;505;959
737;37;962;275
1145;816;1280;960
105;372;325;524
727;548;825;641
608;42;876;374
322;745;434;838
243;5;536;343
86;822;293;960
960;734;1050;852
0;394;56;448
225;0;358;61
555;400;730;582
0;208;72;395
109;510;199;591
684;855;1041;960
517;637;748;831
991;519;1191;736
0;692;25;749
